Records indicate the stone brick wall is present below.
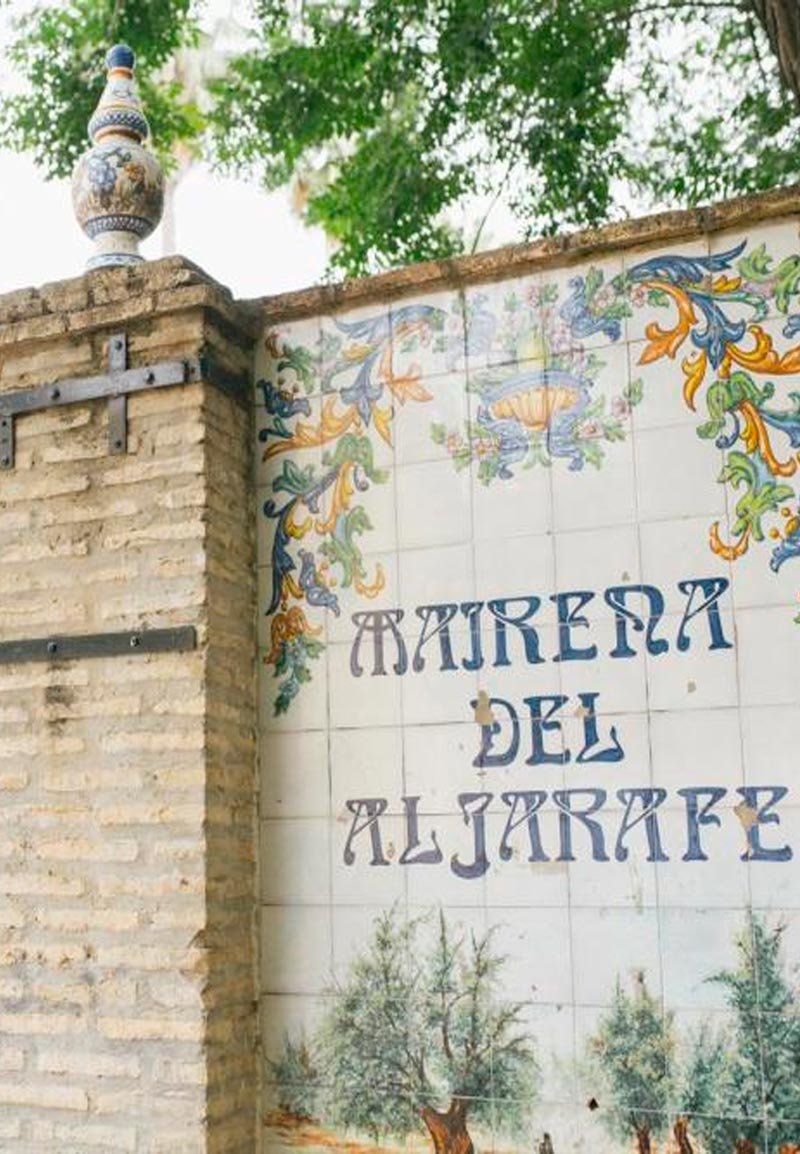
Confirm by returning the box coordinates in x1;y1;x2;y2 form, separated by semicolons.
0;259;258;1153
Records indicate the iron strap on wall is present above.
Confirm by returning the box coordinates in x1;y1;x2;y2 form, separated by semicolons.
0;331;248;469
0;330;215;660
0;626;198;665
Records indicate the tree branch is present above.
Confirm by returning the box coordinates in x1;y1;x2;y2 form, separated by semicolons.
630;0;744;12
747;0;800;107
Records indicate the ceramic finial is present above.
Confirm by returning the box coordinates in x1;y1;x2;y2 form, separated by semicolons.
72;44;165;270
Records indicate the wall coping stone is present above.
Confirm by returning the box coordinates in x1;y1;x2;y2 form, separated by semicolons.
0;255;261;354
250;183;800;321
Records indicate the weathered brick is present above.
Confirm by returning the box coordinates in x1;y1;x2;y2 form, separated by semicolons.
36;1049;140;1078
54;1122;137;1152
0;255;257;1152
0;873;85;897
98;1016;204;1043
0;1013;88;1037
0;1081;89;1111
0;1048;26;1072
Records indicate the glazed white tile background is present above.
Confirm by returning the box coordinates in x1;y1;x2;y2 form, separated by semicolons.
259;729;330;819
392;370;469;467
255;215;800;1135
390;288;466;382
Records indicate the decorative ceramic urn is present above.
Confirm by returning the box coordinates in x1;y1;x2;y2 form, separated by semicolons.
72;44;164;270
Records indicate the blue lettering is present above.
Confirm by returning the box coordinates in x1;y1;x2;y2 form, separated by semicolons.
451;792;493;879
678;786;727;861
604;584;669;658
551;591;598;662
736;786;792;862
677;577;733;652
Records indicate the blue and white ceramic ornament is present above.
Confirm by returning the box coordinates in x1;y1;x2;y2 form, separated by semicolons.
72;45;164;270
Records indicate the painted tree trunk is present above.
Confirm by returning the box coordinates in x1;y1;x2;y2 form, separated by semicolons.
420;1099;475;1154
750;0;800;107
735;1140;756;1154
635;1125;651;1154
673;1116;695;1154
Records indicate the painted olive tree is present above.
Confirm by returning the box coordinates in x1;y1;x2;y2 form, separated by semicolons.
590;914;800;1154
588;973;676;1154
269;909;538;1154
685;913;800;1154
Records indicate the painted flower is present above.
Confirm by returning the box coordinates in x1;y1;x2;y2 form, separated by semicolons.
592;285;616;313
124;161;146;187
629;284;648;308
546;316;573;355
612;396;630;418
87;155;117;196
576;420;601;439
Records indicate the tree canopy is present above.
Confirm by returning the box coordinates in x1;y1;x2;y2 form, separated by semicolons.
2;0;799;275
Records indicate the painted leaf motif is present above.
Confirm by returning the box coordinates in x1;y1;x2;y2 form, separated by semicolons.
738;243;772;280
720;451;794;542
581;439;605;468
320;507;374;589
624;378;644;406
278;344;316;392
774;258;800;316
274;458;319;496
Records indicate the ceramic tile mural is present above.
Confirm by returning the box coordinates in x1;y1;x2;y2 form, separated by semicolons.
255;217;800;1154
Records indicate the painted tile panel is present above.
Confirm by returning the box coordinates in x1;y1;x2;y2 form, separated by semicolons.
257;215;800;1154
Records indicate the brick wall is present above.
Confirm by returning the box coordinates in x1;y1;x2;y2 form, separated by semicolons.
0;259;258;1153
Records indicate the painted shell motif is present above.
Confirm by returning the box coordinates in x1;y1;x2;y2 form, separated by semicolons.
488;382;581;430
475;369;591;473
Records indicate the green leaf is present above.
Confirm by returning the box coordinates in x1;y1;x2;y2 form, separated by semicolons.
603;420;625;442
584;267;603;299
647;289;670;308
738;242;772;279
624;378;644;406
274;458;318;496
720;450;794;542
320;506;373;588
279;345;316;392
581;439;605;468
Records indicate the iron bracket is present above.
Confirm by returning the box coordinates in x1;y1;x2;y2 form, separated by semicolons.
0;625;197;665
0;332;247;470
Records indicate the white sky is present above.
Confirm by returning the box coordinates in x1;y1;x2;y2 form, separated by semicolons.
0;147;331;298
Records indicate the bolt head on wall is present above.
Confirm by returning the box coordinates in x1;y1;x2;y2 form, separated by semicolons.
71;44;165;270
